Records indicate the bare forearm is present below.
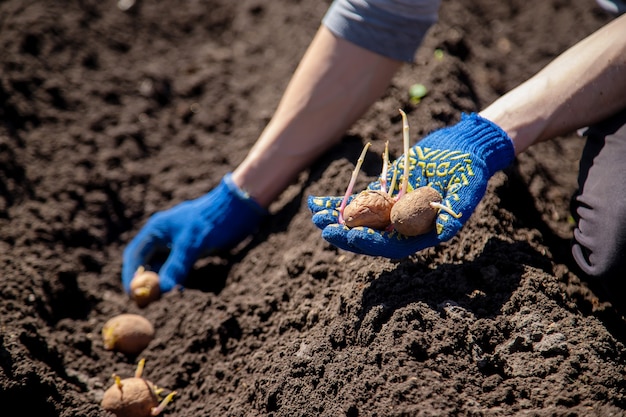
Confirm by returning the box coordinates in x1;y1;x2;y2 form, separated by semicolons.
232;26;401;207
480;14;626;155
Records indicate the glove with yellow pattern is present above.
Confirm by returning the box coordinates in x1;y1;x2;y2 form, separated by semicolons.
308;113;515;258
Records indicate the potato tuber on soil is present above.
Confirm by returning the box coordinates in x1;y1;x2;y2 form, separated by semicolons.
130;267;161;308
101;359;176;417
102;313;155;355
339;109;460;235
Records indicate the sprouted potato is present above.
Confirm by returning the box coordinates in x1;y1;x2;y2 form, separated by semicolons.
340;109;461;235
130;267;161;308
343;189;395;229
101;359;176;417
102;313;155;355
338;142;396;230
390;186;442;236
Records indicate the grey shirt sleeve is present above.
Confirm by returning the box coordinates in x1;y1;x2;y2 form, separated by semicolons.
322;0;441;62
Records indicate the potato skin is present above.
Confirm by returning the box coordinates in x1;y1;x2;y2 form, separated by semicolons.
390;187;442;236
101;377;158;417
130;270;161;308
343;190;395;230
102;314;155;355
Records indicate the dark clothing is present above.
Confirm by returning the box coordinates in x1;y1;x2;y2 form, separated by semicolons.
571;107;626;298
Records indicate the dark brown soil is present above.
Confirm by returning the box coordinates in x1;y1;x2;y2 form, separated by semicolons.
1;1;625;416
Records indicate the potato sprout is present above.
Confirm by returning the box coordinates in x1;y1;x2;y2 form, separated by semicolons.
339;109;461;235
101;359;176;417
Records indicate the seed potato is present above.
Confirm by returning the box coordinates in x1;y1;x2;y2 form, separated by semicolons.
338;110;461;239
102;313;155;355
130;269;161;308
390;187;442;236
101;377;159;417
343;190;395;230
101;360;176;417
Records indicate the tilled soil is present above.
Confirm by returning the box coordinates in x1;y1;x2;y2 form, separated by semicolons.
1;1;625;416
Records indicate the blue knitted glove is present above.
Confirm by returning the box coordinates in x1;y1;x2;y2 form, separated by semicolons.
308;113;515;258
122;173;267;292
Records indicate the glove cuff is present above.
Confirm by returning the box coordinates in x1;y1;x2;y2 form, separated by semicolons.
456;113;515;174
221;173;268;218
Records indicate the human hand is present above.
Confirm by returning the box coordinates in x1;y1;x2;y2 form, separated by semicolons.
308;113;515;258
122;173;267;293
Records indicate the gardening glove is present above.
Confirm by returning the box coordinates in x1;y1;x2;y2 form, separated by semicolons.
122;173;267;293
308;113;515;258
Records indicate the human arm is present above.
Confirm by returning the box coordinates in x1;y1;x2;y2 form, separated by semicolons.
232;26;402;206
480;13;626;154
123;23;408;291
310;14;626;257
232;0;444;204
123;0;443;292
